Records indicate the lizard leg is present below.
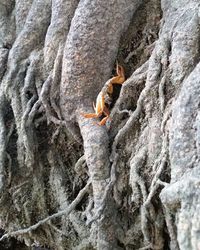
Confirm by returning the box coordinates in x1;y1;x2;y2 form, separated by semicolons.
108;64;125;85
81;112;101;118
98;106;110;126
113;64;125;84
81;92;104;119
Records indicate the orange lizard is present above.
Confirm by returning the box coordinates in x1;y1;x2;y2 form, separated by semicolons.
81;63;125;125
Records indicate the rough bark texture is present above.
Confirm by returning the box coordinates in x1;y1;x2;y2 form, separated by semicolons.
0;0;199;249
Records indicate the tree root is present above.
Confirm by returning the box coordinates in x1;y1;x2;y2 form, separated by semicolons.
0;179;91;242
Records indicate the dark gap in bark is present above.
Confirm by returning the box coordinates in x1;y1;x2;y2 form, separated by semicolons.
35;120;49;152
0;228;28;250
2;43;12;50
159;161;171;184
4;102;19;177
163;222;171;250
117;238;125;249
75;192;89;212
24;90;34;100
122;81;146;112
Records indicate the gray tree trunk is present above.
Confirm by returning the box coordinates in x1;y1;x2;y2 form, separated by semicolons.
0;0;199;249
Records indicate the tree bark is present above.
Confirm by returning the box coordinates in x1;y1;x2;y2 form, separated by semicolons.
0;0;199;249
